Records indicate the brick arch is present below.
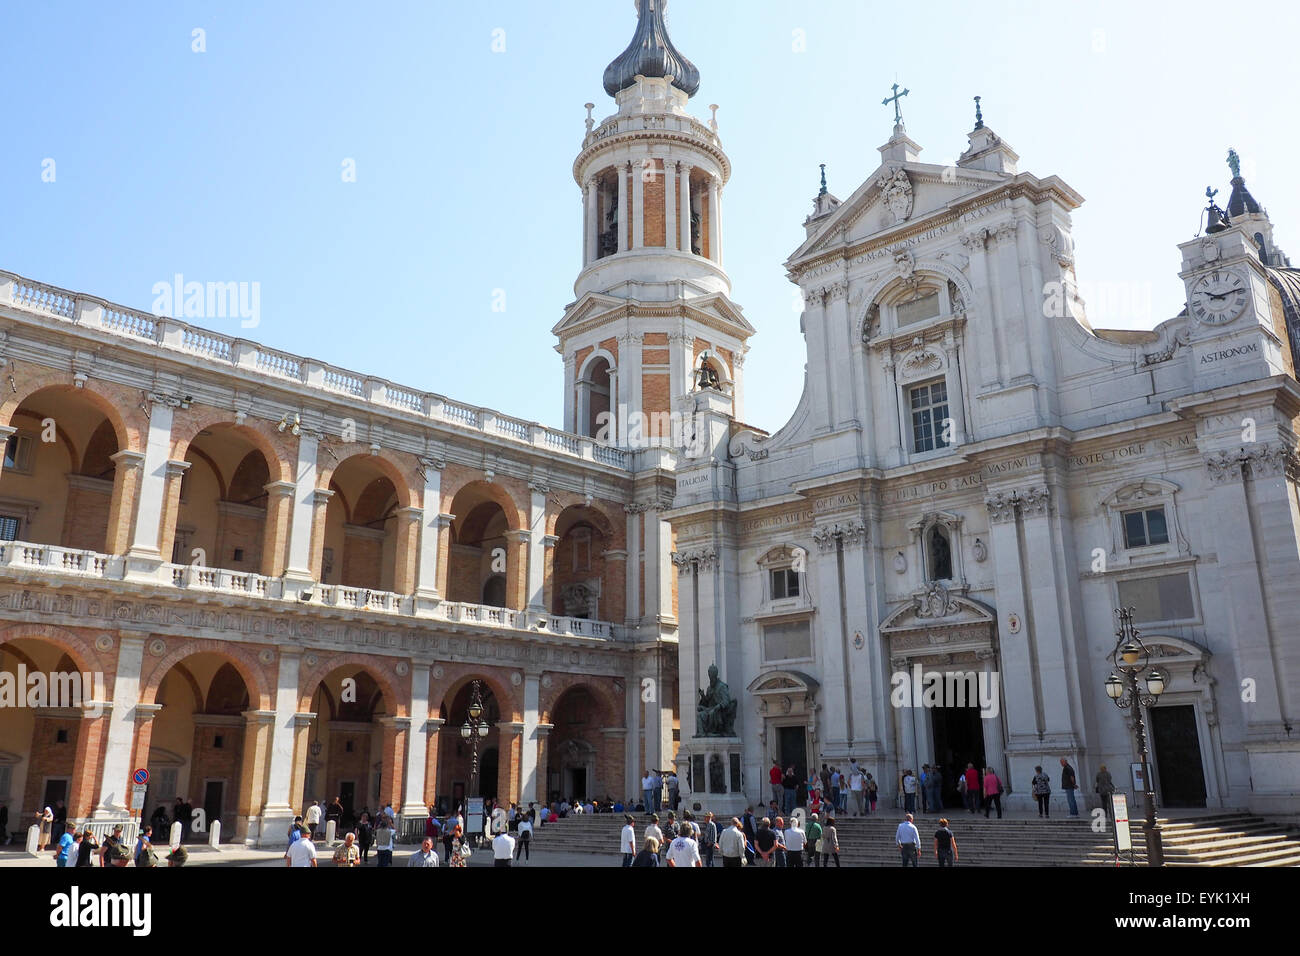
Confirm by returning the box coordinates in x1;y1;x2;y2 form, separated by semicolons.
296;652;408;717
317;446;420;511
0;372;141;455
548;497;623;547
0;623;106;680
163;661;205;712
538;673;625;727
430;664;521;724
443;474;526;534
168;409;293;485
8;408;83;472
139;640;273;711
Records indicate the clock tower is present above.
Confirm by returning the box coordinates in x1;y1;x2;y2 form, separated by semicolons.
1178;152;1295;387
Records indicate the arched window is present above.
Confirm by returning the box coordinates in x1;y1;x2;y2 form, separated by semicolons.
927;525;952;581
482;574;507;608
577;356;612;439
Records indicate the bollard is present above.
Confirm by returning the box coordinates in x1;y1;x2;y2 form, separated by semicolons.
170;821;183;849
26;824;40;856
208;819;221;849
325;819;336;845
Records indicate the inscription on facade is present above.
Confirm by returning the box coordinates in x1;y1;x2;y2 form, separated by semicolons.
1199;342;1259;365
740;511;812;534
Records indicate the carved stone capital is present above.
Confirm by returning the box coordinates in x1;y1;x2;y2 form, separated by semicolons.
1018;484;1051;518
812;519;867;551
960;229;988;251
985;491;1018;524
1205;450;1245;485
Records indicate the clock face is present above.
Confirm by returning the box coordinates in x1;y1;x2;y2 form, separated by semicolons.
1190;269;1249;325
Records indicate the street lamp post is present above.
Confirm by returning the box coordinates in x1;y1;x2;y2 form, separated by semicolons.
460;680;490;800
1104;606;1167;867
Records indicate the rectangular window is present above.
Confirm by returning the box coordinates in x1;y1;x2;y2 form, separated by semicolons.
156;769;178;805
763;620;812;662
770;568;800;600
1122;507;1170;548
1117;573;1195;624
4;434;33;474
0;515;20;541
896;292;940;326
910;381;950;453
572;528;591;572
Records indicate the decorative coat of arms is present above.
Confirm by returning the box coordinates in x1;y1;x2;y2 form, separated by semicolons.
877;167;914;224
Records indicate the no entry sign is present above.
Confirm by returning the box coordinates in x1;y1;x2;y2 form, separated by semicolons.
133;768;149;785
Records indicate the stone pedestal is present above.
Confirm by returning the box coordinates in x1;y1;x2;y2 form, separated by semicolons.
678;735;748;817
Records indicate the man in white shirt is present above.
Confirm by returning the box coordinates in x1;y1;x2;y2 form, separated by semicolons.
783;817;806;868
665;829;702;868
895;812;921;867
902;769;918;813
304;801;322;840
285;825;317;867
620;814;637;867
492;829;516;867
645;813;663;854
718;817;746;868
641;771;654;812
848;768;866;817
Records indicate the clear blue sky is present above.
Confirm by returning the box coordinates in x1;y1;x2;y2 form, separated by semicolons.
3;1;1296;434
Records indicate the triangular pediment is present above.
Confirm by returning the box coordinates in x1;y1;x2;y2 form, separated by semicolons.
551;291;627;337
552;290;756;342
747;669;819;695
880;590;995;633
787;164;1013;269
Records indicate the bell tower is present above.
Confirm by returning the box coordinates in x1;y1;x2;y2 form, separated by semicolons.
556;0;753;447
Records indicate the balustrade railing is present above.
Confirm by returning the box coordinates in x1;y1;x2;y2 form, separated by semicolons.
2;268;632;472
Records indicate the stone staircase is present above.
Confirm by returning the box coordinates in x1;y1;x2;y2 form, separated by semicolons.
528;810;1300;866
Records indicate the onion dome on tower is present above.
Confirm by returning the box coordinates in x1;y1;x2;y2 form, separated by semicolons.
603;0;701;98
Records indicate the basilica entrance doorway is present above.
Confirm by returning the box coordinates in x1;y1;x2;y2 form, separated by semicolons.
777;726;808;803
1150;705;1207;808
931;704;984;809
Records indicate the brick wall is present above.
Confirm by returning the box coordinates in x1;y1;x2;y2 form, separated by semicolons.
644;159;665;247
22;714;80;821
61;479;112;551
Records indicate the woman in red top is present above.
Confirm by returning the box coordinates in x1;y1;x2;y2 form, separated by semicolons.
964;764;981;814
982;767;1003;819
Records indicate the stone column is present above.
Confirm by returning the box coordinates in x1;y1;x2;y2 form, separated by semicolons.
401;663;431;817
307;488;334;581
584;176;598;265
617;161;629;254
663;159;677;252
237;710;275;844
127;702;162;821
414;457;445;609
714;183;724;266
526;483;548;611
93;634;146;819
154;459;191;566
632;156;646;249
961;229;1002;389
497;721;524;803
392;506;422;594
618;334;643;435
105;449;145;556
977;649;1006;774
424;717;445;806
679;164;693;253
625;669;642;797
505;529;530;611
668;331;694;408
0;425;15;480
643;503;674;623
378;716;410;813
124;401;175;577
992;220;1034;384
942;333;970;445
260;647;304;833
624;505;643;623
983;490;1043;773
285;712;314;822
284;432;319;583
519;673;541;807
706;176;721;263
563;354;577;433
535;722;554;804
261;480;296;578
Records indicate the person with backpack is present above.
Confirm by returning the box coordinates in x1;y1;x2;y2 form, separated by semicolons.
1031;765;1052;817
100;824;130;868
134;825;159;868
75;828;99;868
805;812;823;867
